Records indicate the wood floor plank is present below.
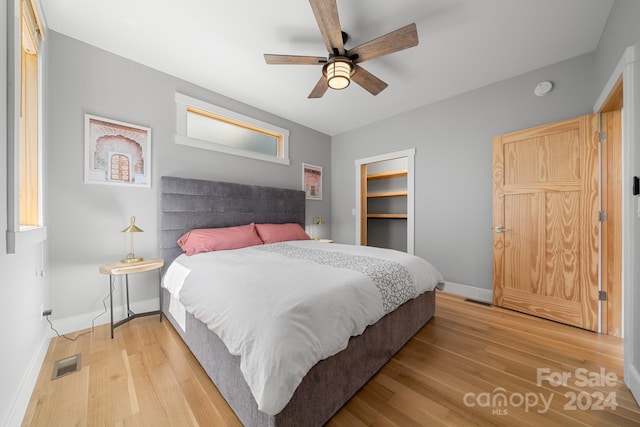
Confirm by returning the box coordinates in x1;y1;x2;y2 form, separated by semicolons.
87;348;115;424
125;352;170;426
22;292;640;426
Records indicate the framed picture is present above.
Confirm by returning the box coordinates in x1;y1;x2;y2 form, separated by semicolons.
303;163;322;200
84;114;151;187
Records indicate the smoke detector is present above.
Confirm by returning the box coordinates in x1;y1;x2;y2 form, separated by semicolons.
534;81;553;96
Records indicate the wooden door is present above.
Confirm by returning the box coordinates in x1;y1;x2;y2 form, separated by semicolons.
492;114;599;331
110;153;130;182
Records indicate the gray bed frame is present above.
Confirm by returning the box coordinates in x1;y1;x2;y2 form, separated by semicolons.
159;176;436;427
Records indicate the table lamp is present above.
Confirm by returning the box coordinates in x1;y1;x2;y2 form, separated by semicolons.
121;216;143;263
311;216;325;240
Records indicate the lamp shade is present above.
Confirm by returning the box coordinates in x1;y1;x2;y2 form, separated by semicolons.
122;216;143;233
323;58;353;90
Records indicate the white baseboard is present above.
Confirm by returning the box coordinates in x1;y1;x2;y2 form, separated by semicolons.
626;362;640;407
440;281;493;303
4;328;51;427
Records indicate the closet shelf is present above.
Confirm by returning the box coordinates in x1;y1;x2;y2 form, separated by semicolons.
366;169;407;181
367;190;408;198
367;213;408;219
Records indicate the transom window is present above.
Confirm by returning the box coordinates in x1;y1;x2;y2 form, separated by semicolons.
175;93;290;165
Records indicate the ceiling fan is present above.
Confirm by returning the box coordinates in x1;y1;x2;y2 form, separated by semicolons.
264;0;419;98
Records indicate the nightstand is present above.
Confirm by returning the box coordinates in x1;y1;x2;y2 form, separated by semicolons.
99;258;164;339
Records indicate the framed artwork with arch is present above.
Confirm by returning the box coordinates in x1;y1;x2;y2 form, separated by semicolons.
84;114;152;187
303;163;322;200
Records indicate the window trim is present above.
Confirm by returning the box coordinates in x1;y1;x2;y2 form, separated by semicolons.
175;93;290;165
6;0;46;253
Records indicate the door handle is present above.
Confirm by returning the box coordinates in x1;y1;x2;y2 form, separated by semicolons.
494;226;509;233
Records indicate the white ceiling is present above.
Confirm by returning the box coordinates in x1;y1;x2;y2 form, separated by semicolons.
40;0;614;136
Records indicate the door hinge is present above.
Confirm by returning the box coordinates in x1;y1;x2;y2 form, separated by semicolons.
599;211;607;221
599;291;608;301
599;131;607;143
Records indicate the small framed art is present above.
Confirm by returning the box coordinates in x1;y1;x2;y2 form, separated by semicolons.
303;163;322;200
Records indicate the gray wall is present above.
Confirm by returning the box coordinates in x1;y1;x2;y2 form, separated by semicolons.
595;0;640;90
332;53;596;291
45;32;331;321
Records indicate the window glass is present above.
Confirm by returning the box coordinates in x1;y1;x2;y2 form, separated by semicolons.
186;107;280;157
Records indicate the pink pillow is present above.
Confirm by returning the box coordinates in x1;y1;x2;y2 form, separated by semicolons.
177;223;263;256
255;223;310;244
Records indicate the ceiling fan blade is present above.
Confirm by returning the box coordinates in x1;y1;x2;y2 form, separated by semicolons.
308;75;329;98
351;64;388;96
264;54;327;65
309;0;345;55
348;23;418;63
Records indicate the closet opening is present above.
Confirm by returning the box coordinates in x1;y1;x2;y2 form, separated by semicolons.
355;149;415;254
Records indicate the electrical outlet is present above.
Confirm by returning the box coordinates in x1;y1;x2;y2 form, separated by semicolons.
40;304;44;321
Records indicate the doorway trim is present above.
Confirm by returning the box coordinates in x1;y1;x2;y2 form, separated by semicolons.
355;148;415;254
593;44;639;404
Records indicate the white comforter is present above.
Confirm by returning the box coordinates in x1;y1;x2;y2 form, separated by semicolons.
163;240;444;415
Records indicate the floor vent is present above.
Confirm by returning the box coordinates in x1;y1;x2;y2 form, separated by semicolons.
51;354;81;380
464;298;493;307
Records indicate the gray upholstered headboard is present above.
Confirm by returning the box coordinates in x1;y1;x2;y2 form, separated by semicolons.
159;176;306;267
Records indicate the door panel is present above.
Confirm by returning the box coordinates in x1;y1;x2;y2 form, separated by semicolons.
493;114;599;331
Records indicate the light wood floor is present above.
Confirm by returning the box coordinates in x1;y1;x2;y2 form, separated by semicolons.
23;292;640;426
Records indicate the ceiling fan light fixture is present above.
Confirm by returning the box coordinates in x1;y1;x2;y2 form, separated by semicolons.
323;58;353;90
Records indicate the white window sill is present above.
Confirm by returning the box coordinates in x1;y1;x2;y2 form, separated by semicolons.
6;226;47;254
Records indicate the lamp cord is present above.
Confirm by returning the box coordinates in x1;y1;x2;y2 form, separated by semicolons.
45;291;110;342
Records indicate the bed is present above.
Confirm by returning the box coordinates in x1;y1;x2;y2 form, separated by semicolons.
158;176;443;427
